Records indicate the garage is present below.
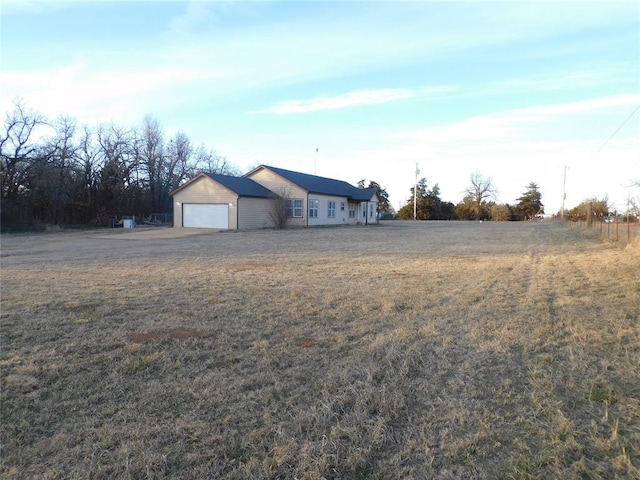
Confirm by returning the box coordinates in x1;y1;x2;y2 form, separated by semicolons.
182;203;229;229
171;173;276;230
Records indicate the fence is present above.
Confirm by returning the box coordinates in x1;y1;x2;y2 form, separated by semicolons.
145;213;173;225
568;215;640;245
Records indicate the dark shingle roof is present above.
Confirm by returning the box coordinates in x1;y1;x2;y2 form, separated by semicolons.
205;173;276;198
259;166;378;201
350;187;379;201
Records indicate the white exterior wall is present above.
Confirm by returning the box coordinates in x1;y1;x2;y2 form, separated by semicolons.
307;194;352;226
172;176;238;229
347;202;362;225
247;168;308;227
238;197;276;230
348;195;379;225
308;195;378;226
358;201;375;225
360;193;379;225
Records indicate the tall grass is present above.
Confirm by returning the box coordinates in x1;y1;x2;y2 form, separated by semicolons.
1;221;639;479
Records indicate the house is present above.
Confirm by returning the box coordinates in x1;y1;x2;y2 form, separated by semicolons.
171;165;379;229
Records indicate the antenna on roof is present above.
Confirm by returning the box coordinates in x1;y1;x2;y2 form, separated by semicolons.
314;147;318;175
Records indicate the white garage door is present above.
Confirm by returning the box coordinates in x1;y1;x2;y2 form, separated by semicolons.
183;204;229;229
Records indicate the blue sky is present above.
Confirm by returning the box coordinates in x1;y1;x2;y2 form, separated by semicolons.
1;0;639;214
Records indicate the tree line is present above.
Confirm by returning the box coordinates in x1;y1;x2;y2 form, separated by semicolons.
396;171;545;221
565;197;639;223
1;101;236;227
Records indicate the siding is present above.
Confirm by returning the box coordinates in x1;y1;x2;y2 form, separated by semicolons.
347;202;359;224
173;176;238;229
238;197;276;230
248;168;308;227
356;192;379;225
308;194;352;226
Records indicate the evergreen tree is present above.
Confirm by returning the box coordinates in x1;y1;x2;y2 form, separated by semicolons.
398;179;456;220
516;182;544;220
357;179;393;214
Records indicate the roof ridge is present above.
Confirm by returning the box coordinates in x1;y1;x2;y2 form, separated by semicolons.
267;165;354;184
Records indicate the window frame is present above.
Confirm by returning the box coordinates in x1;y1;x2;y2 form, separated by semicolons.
285;198;303;218
328;201;336;218
309;199;319;218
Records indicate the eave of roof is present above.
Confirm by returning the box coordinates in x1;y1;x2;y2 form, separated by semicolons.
350;188;379;202
204;172;276;198
170;171;276;198
247;165;378;201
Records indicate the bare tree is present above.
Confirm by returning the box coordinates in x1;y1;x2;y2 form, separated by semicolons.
465;171;497;220
95;123;138;221
195;145;239;176
32;116;78;223
164;131;195;209
0;100;47;221
138;115;165;212
627;196;639;218
268;185;291;229
74;125;100;221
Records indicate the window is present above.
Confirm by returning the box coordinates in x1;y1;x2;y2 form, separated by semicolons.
309;199;319;218
340;202;345;211
285;199;303;218
362;204;367;218
349;208;356;218
328;201;336;218
369;203;374;219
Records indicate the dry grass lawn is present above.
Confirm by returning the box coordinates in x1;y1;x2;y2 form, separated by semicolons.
1;221;639;479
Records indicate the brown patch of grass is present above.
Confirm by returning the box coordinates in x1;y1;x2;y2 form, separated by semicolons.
296;337;319;349
1;221;639;479
129;328;201;343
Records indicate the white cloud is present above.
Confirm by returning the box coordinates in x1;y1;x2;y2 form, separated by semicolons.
395;93;640;145
256;89;416;114
0;61;228;124
518;94;640;117
479;71;605;96
256;85;458;114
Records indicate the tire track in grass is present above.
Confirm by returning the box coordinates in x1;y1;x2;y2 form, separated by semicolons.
389;247;548;476
509;239;618;475
507;244;640;478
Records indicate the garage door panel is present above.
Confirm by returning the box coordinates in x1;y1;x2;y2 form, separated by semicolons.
183;204;229;229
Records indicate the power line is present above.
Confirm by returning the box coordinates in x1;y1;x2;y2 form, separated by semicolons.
595;104;640;154
594;49;639;155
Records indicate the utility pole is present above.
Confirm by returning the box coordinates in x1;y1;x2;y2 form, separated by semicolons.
561;164;567;220
414;163;419;221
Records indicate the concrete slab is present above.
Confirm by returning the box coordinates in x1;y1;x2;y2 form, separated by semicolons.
96;227;221;240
